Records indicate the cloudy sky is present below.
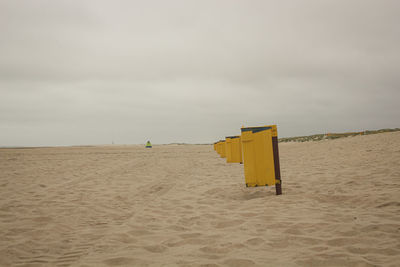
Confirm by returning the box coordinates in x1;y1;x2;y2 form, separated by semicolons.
1;0;399;146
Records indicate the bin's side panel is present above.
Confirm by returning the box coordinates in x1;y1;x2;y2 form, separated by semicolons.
254;129;276;186
231;138;241;163
226;139;233;163
220;142;226;158
241;131;257;186
239;137;243;163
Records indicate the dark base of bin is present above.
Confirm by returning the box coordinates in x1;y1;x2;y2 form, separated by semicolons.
245;182;281;195
275;183;282;195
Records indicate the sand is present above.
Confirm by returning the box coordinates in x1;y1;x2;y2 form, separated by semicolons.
0;132;399;267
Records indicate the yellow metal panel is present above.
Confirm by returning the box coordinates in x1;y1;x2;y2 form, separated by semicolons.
225;138;233;163
241;128;276;186
231;137;243;163
241;131;257;185
220;141;226;158
226;136;242;163
255;129;275;186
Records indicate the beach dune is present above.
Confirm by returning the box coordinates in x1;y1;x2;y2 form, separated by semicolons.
0;132;399;266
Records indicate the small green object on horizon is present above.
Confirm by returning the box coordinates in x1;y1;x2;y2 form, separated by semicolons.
146;141;152;148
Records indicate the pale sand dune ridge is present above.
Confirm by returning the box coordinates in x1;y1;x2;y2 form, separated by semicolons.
0;132;399;266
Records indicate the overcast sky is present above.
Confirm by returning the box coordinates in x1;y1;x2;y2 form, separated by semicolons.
1;0;399;146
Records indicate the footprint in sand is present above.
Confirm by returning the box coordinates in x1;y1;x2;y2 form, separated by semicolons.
245;237;265;246
200;246;231;254
143;244;167;253
179;233;202;239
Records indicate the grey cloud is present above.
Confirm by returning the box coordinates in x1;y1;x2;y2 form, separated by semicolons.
1;0;399;146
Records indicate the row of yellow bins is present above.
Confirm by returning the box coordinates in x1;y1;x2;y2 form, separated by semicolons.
213;125;282;195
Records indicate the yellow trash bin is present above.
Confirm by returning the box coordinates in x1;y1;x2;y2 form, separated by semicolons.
225;137;233;162
241;125;282;195
219;140;226;158
225;136;242;163
216;141;222;155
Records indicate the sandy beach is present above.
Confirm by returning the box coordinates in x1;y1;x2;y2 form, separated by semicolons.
0;132;399;267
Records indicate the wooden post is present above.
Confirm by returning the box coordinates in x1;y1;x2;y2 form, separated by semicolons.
272;136;282;195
